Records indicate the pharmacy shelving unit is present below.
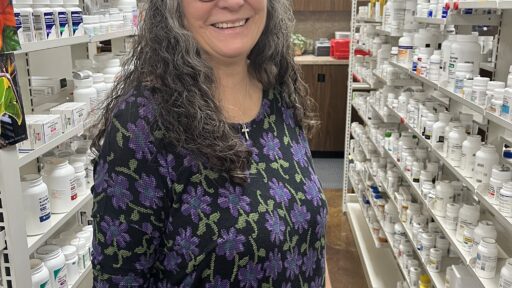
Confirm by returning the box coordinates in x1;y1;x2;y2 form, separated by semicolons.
343;2;512;287
0;27;137;287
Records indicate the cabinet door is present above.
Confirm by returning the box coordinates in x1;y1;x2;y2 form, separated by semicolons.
301;65;348;152
293;0;332;11
332;0;352;11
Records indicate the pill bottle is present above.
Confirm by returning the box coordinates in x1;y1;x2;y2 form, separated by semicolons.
70;161;87;196
499;182;512;217
62;245;79;284
92;73;107;105
36;245;68;288
448;34;481;86
431;112;451;149
49;0;69;38
498;258;512;288
42;158;77;214
32;0;58;41
463;227;474;252
419;274;431;288
423;113;438;141
428;52;442;81
21;174;51;236
443;121;463;157
420;233;436;260
398;33;414;66
448;127;467;167
461;135;482;178
433;180;454;217
453;63;474;93
82;15;99;36
456;203;480;242
63;0;83;36
489;88;505;114
14;0;35;43
428;247;442;272
31;259;50;288
76;230;93;259
446;203;460;230
474;145;500;184
471;77;490;105
476;238;499;279
488;165;512;201
71;238;88;272
73;77;96;112
485;81;507;108
463;78;474;100
459;113;473;135
436;234;450;256
440;34;457;84
472;220;497;258
501;88;512;120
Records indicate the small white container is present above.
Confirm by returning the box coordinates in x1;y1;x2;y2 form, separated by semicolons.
73;77;97;112
398;34;414;66
92;73;107;106
456;203;480;243
498;258;512;288
488;165;512;201
443;122;463;157
436;234;450;257
499;182;512;217
21;174;51;236
472;220;497;258
489;88;505;114
471;77;490;106
449;34;481;86
453;63;474;94
486;81;506;107
463;78;474;100
475;238;499;279
431;112;451;149
30;259;50;288
433;180;454;217
70;161;87;196
36;245;68;288
82;14;99;36
71;238;88;272
102;58;122;76
474;145;500;184
446;203;460;230
461;135;482;178
43;159;78;214
448;127;467;167
428;247;443;272
76;230;92;259
428;53;442;81
62;245;79;284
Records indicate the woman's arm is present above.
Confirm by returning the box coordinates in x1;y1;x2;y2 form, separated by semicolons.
326;259;333;288
91;96;170;286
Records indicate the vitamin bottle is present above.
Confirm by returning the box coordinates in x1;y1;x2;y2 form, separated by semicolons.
471;77;490;106
433;180;454;217
448;34;481;87
472;220;497;258
21;174;51;236
443;121;463;157
499;182;512;217
42;159;77;213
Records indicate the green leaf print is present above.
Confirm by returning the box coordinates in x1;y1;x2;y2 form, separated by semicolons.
236;214;247;229
119;250;131;257
104;246;116;256
239;256;249;267
258;204;266;213
116;131;123;147
174;184;184;193
258;248;266;257
129;159;138;171
209;212;220;222
248;212;259;222
131;209;139;221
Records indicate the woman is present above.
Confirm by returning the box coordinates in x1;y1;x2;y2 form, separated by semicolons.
91;0;331;286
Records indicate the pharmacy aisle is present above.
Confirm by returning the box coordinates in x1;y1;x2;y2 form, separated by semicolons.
0;0;138;286
343;0;512;287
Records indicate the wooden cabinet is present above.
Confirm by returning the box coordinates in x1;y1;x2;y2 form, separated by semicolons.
292;0;351;11
300;64;348;152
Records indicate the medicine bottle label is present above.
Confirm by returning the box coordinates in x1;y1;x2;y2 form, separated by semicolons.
70;177;77;201
70;11;84;36
476;253;497;275
499;278;512;288
57;11;69;37
14;12;23;41
39;280;49;288
398;46;413;64
54;266;68;288
38;194;51;223
449;144;463;163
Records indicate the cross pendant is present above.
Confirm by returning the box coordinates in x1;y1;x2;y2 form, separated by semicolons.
241;124;250;140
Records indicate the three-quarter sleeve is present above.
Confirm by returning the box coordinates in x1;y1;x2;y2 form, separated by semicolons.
91;94;171;287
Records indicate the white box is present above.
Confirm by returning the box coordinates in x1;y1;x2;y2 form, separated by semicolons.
50;102;89;132
18;114;63;151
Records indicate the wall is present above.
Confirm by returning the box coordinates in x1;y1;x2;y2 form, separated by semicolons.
294;11;352;41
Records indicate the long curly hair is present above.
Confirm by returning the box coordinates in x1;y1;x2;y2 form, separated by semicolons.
92;0;318;184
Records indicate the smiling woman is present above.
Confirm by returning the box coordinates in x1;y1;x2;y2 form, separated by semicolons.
90;0;330;287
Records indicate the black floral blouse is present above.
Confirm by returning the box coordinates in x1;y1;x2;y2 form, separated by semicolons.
91;87;327;287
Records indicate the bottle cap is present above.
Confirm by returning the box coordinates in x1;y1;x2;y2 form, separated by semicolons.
456;63;473;72
488;81;505;91
473;77;490;87
92;73;104;83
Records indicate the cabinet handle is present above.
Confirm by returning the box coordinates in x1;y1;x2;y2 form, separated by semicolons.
317;73;326;83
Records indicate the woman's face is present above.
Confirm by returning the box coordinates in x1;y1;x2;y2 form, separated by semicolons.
182;0;267;63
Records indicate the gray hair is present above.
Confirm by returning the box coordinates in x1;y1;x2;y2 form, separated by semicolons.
92;0;317;184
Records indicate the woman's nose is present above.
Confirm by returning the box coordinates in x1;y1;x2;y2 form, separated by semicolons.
216;0;245;10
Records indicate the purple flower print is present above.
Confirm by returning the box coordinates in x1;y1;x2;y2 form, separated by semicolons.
163;251;182;273
303;249;317;277
100;216;130;248
216;228;246;260
135;254;156;272
284;247;302;278
113;273;143;286
91;241;103;265
291;141;308;167
157;281;173;288
281;283;292;288
311;277;323;288
135;173;164;209
181;186;212;223
260;132;282;160
94;160;108;191
137;96;155;119
175;227;199;261
157;153;177;183
264;249;283;279
94;280;109;288
127;119;156;160
290;203;311;233
141;222;161;247
265;211;285;244
106;173;132;210
245;139;259;162
256;99;271;121
180;149;200;173
304;179;322;207
218;184;250;217
316;207;327;238
283;107;295;127
206;276;230;288
238;261;264;288
269;178;291;206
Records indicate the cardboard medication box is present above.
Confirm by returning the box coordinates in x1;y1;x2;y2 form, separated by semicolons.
18;115;63;151
50;102;89;132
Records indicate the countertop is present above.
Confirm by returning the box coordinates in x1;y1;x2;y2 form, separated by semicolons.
294;55;349;65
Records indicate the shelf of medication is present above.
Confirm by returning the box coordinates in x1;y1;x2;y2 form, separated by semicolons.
346;200;405;287
474;184;512;242
70;264;92;288
18;121;89;167
457;0;512;9
382;146;509;287
356;17;383;23
15;29;137;54
375;27;402;37
414;14;501;26
353;83;375;91
27;191;93;255
372;70;421;87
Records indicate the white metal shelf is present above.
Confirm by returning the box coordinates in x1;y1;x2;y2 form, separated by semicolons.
501;0;512;8
414;14;501;25
372;70;420;87
437;86;486;115
485;112;512;131
18;123;86;167
27;192;93;255
15;30;136;54
71;264;92;288
356;17;383;23
459;0;498;8
346;201;404;288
